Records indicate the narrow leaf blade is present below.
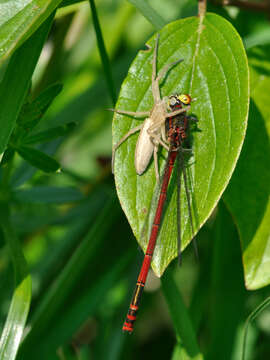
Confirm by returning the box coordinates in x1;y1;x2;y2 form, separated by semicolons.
0;14;54;155
22;123;76;145
13;186;83;204
17;146;60;173
18;83;63;128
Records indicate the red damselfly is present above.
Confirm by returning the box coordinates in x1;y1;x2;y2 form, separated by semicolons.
122;93;197;333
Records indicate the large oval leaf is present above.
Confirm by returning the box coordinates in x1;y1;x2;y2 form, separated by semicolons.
112;13;249;276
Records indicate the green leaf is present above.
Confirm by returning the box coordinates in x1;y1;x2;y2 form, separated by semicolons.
0;0;63;63
112;13;249;276
16;146;60;173
13;186;83;204
224;48;270;290
22;122;75;145
0;14;54;156
161;267;203;359
0;204;31;360
18;83;63;129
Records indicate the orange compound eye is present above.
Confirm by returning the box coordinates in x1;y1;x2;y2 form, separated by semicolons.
178;94;192;105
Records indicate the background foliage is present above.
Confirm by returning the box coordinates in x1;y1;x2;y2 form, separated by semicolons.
0;1;269;360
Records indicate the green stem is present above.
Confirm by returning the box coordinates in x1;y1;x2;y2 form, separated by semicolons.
198;0;207;16
88;0;117;105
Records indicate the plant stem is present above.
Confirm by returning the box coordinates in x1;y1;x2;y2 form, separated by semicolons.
89;0;117;106
198;0;207;17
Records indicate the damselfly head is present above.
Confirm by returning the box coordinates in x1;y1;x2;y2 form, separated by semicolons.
178;94;192;105
168;94;192;109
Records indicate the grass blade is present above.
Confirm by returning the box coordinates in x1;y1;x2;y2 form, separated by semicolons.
127;0;166;29
242;296;270;360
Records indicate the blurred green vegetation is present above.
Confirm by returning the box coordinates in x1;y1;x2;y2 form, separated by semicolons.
0;1;270;359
